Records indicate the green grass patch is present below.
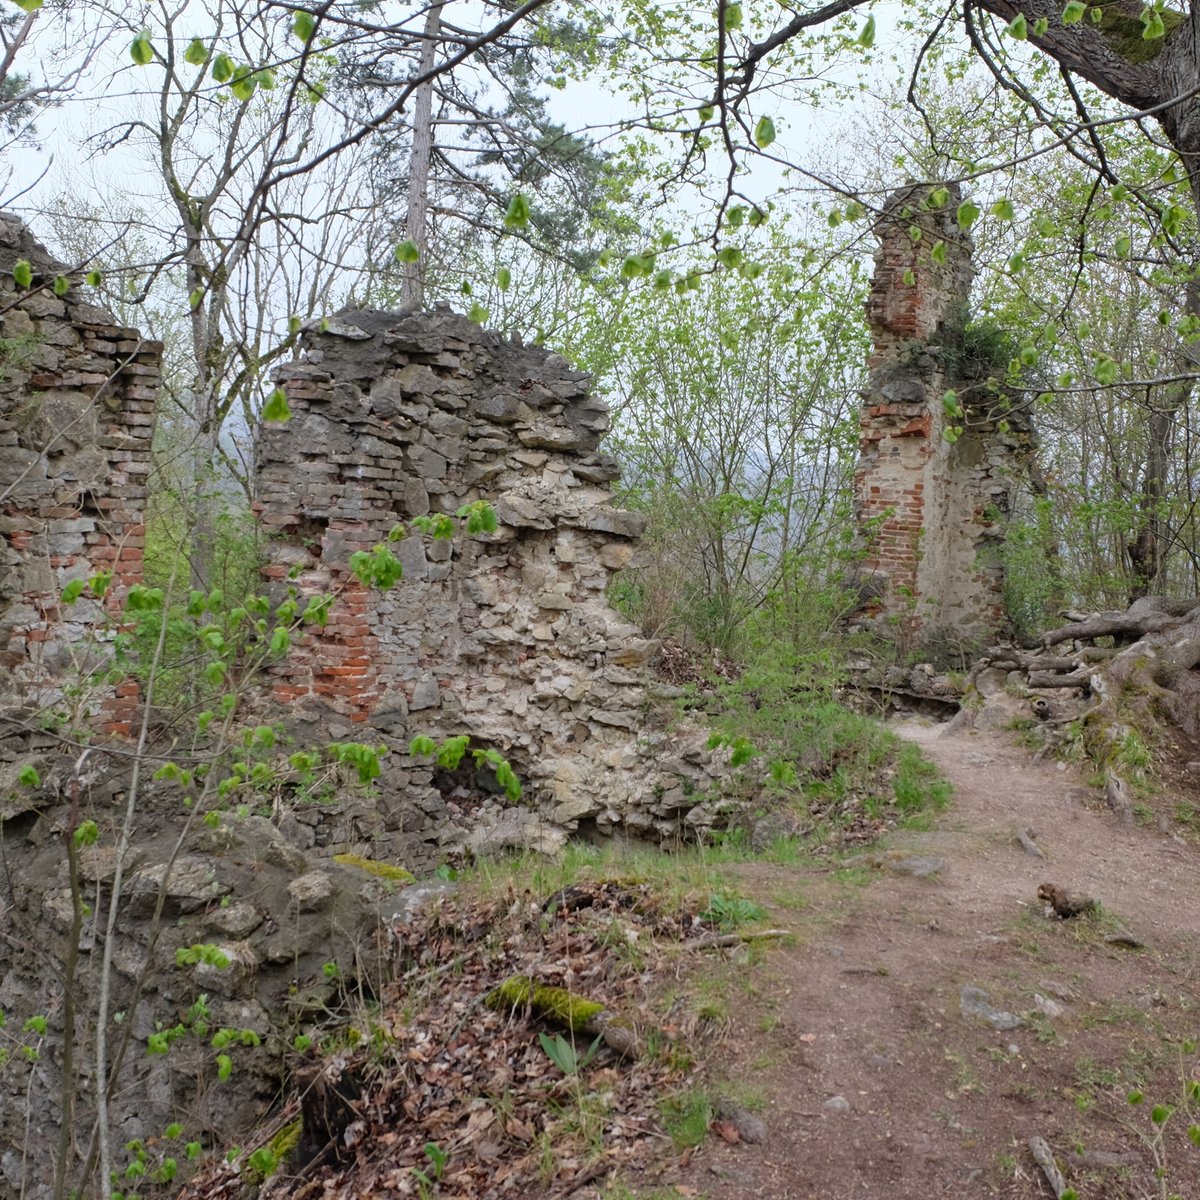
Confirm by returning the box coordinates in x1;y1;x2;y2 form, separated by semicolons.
660;1087;713;1149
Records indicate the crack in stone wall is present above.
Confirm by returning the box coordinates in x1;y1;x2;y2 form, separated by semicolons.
853;184;1036;653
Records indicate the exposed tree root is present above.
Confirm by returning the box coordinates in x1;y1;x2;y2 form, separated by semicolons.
969;597;1200;807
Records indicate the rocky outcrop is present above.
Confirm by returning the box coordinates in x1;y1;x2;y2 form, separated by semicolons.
0;783;437;1198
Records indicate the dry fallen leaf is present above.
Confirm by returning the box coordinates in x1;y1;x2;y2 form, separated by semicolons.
710;1119;741;1145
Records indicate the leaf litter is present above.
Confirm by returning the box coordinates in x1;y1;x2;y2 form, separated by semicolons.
177;879;729;1199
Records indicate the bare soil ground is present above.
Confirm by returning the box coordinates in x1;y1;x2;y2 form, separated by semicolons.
651;719;1200;1200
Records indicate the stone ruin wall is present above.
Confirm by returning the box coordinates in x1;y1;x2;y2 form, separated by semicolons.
0;215;160;764
258;309;733;865
853;184;1035;653
0;225;748;1196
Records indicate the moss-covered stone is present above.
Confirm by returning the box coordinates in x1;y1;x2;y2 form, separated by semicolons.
332;854;415;884
485;974;605;1031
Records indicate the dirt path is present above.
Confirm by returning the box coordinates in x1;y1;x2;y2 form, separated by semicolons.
664;719;1200;1200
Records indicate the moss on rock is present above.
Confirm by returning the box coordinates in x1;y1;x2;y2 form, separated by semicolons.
332;854;415;884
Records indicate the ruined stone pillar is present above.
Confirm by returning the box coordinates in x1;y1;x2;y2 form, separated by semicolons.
0;216;160;736
852;184;1029;654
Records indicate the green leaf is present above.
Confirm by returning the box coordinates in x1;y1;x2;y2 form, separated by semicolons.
457;499;498;534
130;30;154;66
698;105;714;122
1095;355;1119;386
216;1054;233;1082
956;200;981;229
1018;345;1038;366
17;764;40;789
717;246;743;269
1033;16;1049;33
503;193;531;230
85;269;102;287
394;239;420;264
125;584;163;611
496;265;512;290
53;274;70;296
184;38;208;65
1151;1103;1173;1124
754;116;776;149
212;53;235;83
292;11;317;41
1188;1124;1200;1147
248;1148;277;1176
927;186;950;209
466;302;489;324
724;3;743;29
230;69;256;101
1005;12;1027;38
188;288;203;310
13;260;32;288
931;239;947;264
61;579;86;604
1061;0;1086;22
991;197;1015;220
165;1123;184;1140
262;387;291;422
857;13;876;47
12;0;43;11
1141;8;1165;38
1114;234;1131;258
74;820;99;847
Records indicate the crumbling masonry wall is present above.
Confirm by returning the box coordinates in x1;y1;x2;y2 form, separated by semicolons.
0;214;160;741
853;184;1034;651
259;309;732;854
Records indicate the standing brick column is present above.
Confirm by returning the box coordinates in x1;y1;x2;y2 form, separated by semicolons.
853;184;1030;654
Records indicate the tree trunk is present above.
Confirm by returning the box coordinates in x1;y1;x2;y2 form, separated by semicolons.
399;1;444;311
